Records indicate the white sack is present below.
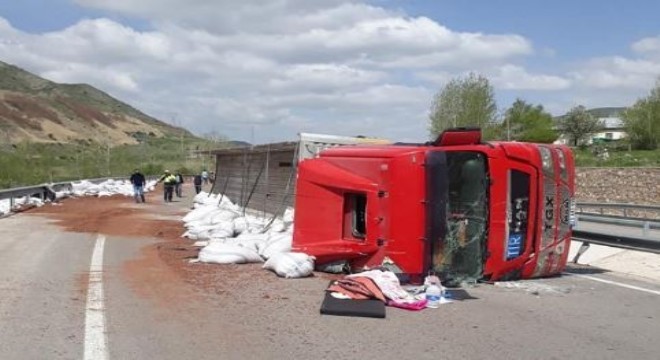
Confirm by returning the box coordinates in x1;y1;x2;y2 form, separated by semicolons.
263;252;315;278
210;221;235;238
283;207;295;223
182;206;217;223
226;233;269;253
198;243;264;264
209;209;239;224
259;233;293;260
266;219;287;233
232;217;250;234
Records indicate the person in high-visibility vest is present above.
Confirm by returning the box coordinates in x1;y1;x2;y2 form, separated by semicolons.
157;170;178;202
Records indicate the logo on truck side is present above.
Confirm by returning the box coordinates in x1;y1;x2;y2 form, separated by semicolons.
544;195;554;230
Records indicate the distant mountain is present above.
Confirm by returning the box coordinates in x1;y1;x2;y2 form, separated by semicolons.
554;107;627;121
586;107;626;118
226;140;252;148
0;60;191;146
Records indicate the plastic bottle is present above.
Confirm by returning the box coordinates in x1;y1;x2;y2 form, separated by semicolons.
425;283;442;308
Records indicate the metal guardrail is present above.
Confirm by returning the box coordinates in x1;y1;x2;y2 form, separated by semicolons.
0;182;69;209
577;202;660;212
575;201;660;235
572;203;660;261
0;177;131;212
571;229;660;263
576;202;660;218
572;230;660;253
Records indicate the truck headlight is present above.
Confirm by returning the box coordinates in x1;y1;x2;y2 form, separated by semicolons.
538;146;554;175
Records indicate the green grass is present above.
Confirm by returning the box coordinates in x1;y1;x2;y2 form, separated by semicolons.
5;138;656;189
574;147;660;167
0;137;221;189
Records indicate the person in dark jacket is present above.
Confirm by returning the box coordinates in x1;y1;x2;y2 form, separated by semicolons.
157;170;177;202
193;173;203;194
175;171;185;198
129;169;146;203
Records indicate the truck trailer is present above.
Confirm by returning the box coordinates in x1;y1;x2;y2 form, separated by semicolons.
292;128;575;284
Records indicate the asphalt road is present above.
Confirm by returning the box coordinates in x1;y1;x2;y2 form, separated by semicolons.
1;186;660;360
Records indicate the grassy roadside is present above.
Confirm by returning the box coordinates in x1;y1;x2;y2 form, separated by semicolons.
0;137;221;188
573;148;660;167
3;139;658;189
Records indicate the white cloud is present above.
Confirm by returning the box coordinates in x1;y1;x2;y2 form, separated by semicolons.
570;57;660;90
632;35;660;58
6;2;656;142
0;1;545;143
75;0;389;34
268;64;385;92
492;65;571;90
416;66;571;91
42;65;140;92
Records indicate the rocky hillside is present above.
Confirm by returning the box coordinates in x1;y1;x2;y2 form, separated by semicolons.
0;60;190;146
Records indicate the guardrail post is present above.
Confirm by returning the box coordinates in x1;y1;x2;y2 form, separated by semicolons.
9;196;14;209
572;242;591;264
623;208;627;218
643;221;650;237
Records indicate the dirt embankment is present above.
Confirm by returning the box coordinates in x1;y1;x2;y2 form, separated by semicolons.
576;168;660;204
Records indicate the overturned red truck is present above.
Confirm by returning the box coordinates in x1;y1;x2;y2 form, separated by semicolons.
292;128;575;284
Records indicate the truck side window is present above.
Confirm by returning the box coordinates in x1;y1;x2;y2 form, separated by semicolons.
344;193;366;239
507;170;530;260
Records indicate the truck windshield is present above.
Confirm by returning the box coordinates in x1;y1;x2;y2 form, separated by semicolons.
433;151;488;284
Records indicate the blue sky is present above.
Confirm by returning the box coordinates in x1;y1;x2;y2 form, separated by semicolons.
399;0;659;58
0;1;658;142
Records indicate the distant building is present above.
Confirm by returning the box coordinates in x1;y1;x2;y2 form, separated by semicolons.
592;117;626;142
555;116;626;145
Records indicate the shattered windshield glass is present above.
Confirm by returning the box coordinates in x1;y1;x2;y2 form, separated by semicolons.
433;152;488;285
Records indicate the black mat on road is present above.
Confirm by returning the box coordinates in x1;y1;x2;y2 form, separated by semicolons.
444;288;478;301
320;292;386;319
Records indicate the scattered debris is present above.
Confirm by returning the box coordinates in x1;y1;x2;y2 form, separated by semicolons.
494;280;574;295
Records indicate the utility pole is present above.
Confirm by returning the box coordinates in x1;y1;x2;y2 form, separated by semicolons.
106;141;111;176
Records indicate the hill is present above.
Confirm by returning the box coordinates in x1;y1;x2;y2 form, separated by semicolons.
0;60;191;146
586;107;626;118
554;107;626;120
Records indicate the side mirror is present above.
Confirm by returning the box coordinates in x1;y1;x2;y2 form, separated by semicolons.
433;127;482;146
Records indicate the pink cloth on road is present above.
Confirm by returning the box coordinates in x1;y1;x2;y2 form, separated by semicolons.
346;269;416;303
387;299;429;311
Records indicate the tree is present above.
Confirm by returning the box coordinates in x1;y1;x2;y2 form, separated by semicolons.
622;80;660;150
428;73;497;139
502;99;558;143
557;105;602;146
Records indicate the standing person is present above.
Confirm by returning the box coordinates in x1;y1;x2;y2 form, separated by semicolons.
201;169;209;185
157;170;177;202
175;171;185;198
129;169;146;203
193;173;203;194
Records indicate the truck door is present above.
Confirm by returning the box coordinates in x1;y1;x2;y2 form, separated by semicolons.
432;151;489;284
499;162;538;279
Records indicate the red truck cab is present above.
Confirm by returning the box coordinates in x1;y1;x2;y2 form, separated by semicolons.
292;128;575;283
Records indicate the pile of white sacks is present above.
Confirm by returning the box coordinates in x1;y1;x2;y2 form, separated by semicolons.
0;179;157;217
0;196;45;216
183;192;315;279
71;179;156;197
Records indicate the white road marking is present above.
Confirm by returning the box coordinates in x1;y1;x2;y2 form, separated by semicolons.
84;235;108;360
567;273;660;296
